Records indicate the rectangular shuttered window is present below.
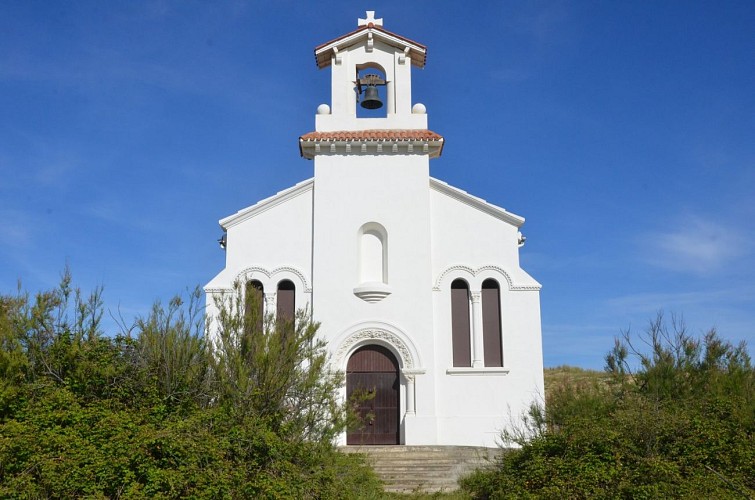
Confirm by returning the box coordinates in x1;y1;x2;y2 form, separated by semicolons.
451;280;472;367
482;280;503;367
276;281;295;322
245;281;264;335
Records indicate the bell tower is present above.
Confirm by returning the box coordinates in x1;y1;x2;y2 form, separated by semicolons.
300;12;445;446
301;11;443;151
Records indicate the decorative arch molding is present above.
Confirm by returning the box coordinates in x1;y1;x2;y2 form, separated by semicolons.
433;265;541;292
234;266;312;293
333;322;423;373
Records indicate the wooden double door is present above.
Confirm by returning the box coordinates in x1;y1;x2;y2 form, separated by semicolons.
346;345;400;445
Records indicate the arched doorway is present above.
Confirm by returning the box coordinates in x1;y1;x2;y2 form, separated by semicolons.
346;345;400;445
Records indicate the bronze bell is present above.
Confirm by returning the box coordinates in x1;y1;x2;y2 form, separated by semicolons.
361;85;383;109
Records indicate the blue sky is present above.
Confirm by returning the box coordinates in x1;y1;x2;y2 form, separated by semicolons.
1;1;753;369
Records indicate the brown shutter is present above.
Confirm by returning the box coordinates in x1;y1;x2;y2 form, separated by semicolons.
276;280;295;322
245;280;264;335
451;279;472;367
482;279;503;367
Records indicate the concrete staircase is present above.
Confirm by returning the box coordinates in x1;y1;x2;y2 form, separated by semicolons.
340;445;499;493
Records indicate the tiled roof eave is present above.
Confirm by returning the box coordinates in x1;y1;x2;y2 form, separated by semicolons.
299;131;444;159
300;129;443;141
314;25;427;69
314;25;426;54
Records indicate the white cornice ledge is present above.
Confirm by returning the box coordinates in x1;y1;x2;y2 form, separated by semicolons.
401;368;426;376
300;138;443;159
446;367;510;376
429;178;525;227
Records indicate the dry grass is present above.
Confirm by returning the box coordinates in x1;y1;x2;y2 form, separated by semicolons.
545;365;611;393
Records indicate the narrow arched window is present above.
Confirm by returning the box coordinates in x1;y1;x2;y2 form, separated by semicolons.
276;280;295;323
358;222;387;285
451;279;472;367
482;279;503;367
245;280;264;335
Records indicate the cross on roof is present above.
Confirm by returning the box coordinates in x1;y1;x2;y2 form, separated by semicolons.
358;11;383;27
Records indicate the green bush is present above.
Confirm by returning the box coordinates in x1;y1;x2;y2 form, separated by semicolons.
461;313;754;499
0;272;382;498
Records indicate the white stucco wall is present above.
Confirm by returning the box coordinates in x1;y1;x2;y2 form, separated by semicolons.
423;184;544;447
204;168;545;448
309;152;438;445
204;180;314;331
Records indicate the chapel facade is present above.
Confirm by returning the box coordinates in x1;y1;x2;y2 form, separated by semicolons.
205;12;544;448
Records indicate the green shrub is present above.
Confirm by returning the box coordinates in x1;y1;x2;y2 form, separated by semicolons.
461;313;754;499
0;274;383;498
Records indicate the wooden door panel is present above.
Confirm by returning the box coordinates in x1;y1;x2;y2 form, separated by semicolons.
346;345;400;445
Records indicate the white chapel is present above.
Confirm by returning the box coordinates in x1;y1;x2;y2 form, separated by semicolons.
205;12;544;448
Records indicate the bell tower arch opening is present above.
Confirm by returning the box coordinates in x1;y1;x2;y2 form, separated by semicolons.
356;65;388;118
309;11;431;134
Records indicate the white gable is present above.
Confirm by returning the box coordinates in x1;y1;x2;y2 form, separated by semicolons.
314;25;426;70
429;177;525;227
220;178;313;229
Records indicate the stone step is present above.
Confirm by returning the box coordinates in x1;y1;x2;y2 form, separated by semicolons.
378;462;483;470
369;457;465;463
340;445;499;493
372;462;481;469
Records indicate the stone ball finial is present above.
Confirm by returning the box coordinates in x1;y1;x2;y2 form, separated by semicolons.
412;103;427;114
316;103;331;115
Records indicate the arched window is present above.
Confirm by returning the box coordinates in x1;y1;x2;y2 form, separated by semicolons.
482;279;503;367
245;280;264;335
451;279;472;367
354;222;392;303
276;280;295;323
358;222;387;285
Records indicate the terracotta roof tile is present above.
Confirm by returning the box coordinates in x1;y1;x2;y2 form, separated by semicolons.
314;25;368;52
300;129;443;142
